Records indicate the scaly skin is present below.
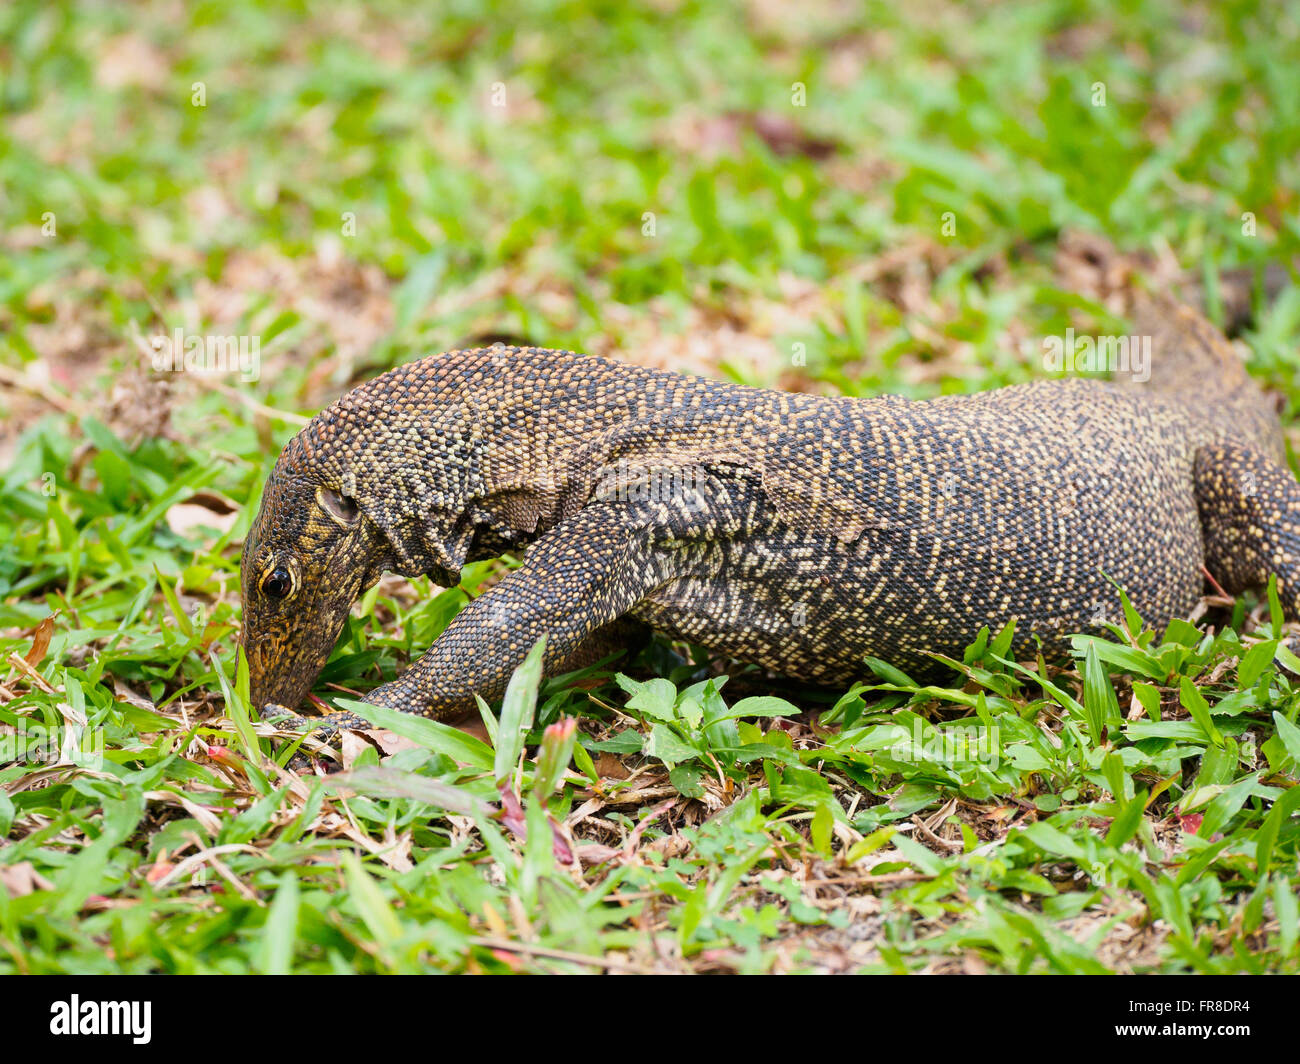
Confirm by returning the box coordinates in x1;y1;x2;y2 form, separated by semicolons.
240;297;1300;740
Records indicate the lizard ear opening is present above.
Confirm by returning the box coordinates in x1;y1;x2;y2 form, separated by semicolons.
317;485;360;528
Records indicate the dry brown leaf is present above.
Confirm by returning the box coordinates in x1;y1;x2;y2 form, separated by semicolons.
340;730;376;770
576;842;623;866
95;33;171;91
0;861;54;896
374;827;414;872
593;753;632;780
165;503;239;539
23;614;55;668
369;728;423;757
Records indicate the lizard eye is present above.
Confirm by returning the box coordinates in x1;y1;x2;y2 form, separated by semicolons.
261;566;294;599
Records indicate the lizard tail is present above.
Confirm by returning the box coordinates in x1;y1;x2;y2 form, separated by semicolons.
1128;294;1285;457
1130;294;1255;398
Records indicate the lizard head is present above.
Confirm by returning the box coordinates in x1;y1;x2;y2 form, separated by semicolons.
237;348;561;715
239;468;383;715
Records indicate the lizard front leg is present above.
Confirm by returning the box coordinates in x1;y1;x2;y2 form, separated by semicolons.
282;503;666;740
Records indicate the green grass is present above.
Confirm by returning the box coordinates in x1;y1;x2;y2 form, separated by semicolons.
1;0;1299;973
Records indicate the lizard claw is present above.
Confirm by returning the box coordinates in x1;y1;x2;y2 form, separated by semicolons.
259;702;377;771
259;702;311;729
256;703;321;772
261;703;374;732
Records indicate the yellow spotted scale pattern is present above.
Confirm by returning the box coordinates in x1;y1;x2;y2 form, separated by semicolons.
240;298;1300;735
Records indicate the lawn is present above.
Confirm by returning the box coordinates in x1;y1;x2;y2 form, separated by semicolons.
1;0;1299;974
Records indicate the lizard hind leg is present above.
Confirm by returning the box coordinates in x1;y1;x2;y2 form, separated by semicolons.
1195;443;1300;619
557;616;652;674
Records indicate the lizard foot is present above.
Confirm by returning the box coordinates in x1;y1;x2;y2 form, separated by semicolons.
260;703;373;771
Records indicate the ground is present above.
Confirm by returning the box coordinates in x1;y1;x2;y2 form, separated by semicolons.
1;0;1299;974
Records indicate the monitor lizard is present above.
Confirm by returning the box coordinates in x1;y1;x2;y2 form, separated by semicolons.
239;296;1300;738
